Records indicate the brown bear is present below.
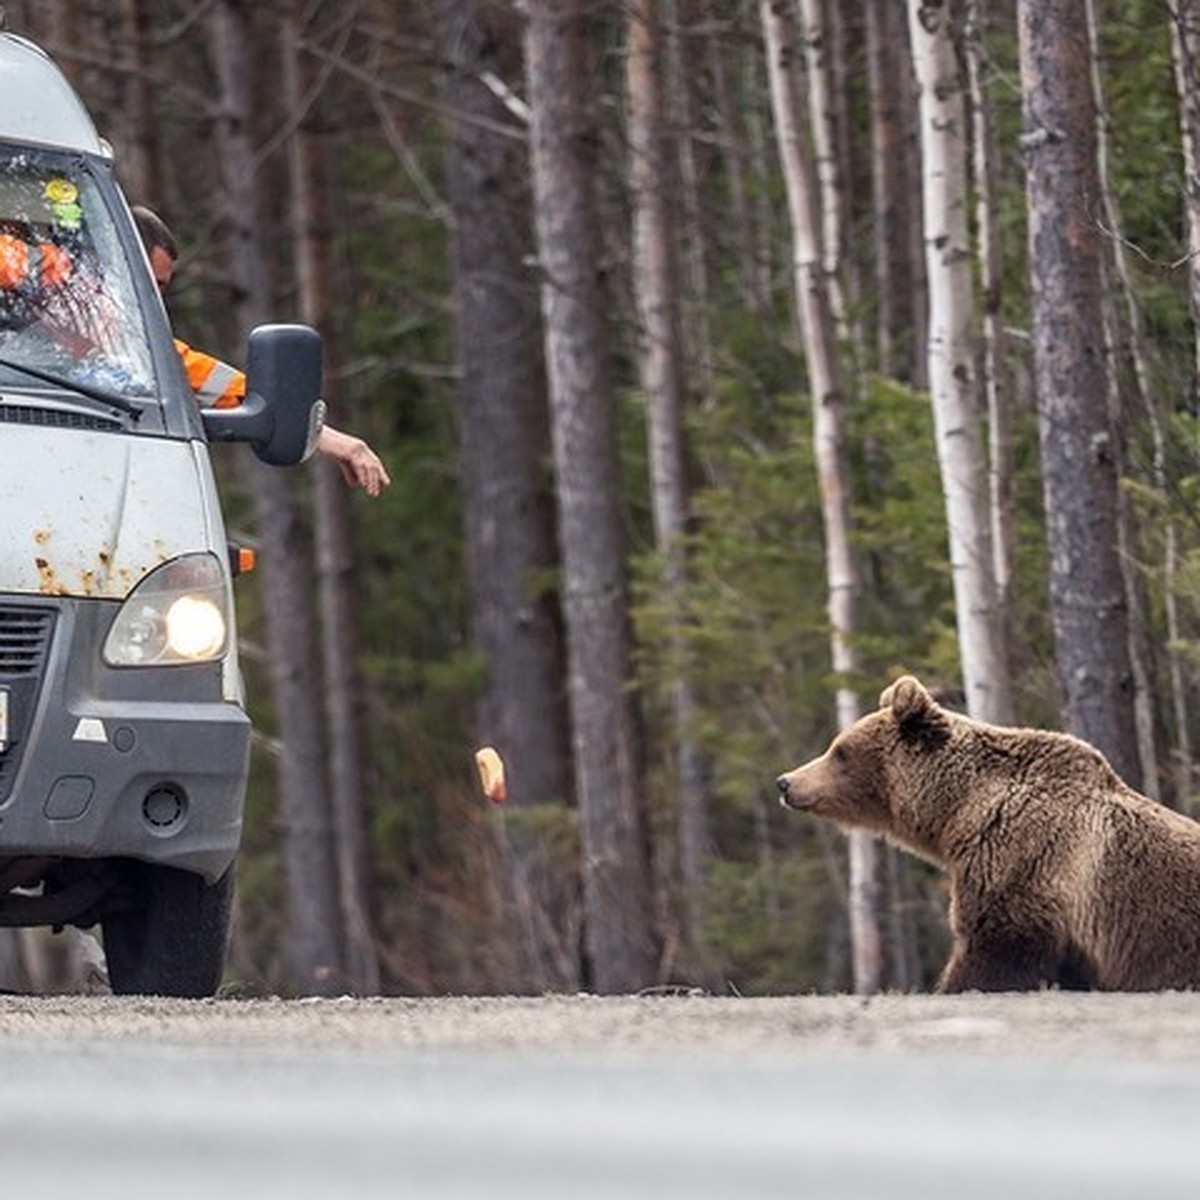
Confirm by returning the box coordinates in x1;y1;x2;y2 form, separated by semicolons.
776;675;1200;992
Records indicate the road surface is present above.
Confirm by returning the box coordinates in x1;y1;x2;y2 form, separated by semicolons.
2;991;1200;1198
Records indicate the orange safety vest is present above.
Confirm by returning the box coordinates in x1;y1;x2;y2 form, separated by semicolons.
0;232;72;292
173;338;245;409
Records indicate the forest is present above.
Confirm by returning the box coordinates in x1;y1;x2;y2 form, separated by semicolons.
1;0;1197;998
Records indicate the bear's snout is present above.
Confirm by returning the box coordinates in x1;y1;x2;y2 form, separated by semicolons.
777;773;806;809
778;764;831;812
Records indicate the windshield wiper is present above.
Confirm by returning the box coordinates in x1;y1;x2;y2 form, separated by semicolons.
0;356;144;421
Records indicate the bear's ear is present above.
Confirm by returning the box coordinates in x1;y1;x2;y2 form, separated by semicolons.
884;675;951;750
879;675;926;712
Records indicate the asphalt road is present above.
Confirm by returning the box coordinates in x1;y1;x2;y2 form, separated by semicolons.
3;992;1200;1198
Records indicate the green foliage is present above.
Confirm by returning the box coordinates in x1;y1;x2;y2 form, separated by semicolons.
1126;412;1200;800
704;846;843;995
1102;12;1183;261
632;331;967;992
850;375;956;683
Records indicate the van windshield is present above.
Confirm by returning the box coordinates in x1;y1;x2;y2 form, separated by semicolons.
0;149;154;398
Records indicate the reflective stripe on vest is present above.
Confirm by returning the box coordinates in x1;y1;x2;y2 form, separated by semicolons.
193;358;242;406
174;338;246;409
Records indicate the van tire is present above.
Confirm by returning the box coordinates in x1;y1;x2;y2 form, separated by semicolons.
103;863;234;998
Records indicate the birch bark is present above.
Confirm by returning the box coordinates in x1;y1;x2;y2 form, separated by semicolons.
909;0;1013;725
760;0;883;995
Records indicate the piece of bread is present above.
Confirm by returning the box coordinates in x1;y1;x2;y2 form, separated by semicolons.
474;746;507;803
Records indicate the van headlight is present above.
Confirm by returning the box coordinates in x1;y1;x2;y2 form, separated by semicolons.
104;554;231;666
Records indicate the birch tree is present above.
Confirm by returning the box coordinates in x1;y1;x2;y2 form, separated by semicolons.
1017;0;1141;785
519;0;659;992
1167;0;1199;794
964;1;1014;661
798;0;846;329
1174;0;1200;415
909;0;1013;726
760;0;883;995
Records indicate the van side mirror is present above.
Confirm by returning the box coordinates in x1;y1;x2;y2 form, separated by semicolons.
199;324;324;466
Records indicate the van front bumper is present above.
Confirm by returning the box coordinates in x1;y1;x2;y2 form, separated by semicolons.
0;597;250;882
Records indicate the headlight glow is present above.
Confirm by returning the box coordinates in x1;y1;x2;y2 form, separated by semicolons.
104;554;231;666
166;594;227;660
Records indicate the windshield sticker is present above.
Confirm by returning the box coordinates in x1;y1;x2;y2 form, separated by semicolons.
44;178;82;229
43;178;77;205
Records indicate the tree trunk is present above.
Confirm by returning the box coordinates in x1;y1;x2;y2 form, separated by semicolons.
669;0;722;402
208;0;345;993
626;0;710;979
865;0;923;382
113;0;161;204
1166;0;1197;801
700;1;767;317
437;0;581;993
760;0;883;996
798;0;847;329
1017;0;1141;784
1173;0;1200;415
1084;0;1163;797
909;0;1013;726
520;0;659;993
282;8;381;993
1166;2;1195;806
965;0;1015;677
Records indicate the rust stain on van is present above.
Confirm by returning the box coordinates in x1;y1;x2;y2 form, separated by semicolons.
33;528;52;546
34;557;67;596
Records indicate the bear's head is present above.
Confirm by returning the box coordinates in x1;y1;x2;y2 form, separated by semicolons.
775;675;954;848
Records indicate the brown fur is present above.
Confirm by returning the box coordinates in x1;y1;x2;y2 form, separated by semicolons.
776;676;1200;992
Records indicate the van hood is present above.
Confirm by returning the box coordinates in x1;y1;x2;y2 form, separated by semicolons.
0;425;215;599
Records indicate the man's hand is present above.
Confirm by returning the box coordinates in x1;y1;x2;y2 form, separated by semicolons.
315;425;392;497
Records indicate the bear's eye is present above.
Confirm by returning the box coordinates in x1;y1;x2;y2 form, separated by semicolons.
831;745;848;763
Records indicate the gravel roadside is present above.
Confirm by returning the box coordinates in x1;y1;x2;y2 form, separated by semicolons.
2;990;1199;1062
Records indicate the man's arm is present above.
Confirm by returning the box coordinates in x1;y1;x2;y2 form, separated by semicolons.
173;340;390;495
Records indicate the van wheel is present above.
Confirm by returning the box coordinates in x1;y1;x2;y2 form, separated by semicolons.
102;863;234;998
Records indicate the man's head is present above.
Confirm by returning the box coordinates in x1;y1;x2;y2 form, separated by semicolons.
131;205;177;292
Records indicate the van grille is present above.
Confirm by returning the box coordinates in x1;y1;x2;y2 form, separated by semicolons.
0;607;54;675
0;606;55;803
0;403;122;433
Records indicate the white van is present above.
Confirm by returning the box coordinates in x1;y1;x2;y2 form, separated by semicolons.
0;34;322;994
